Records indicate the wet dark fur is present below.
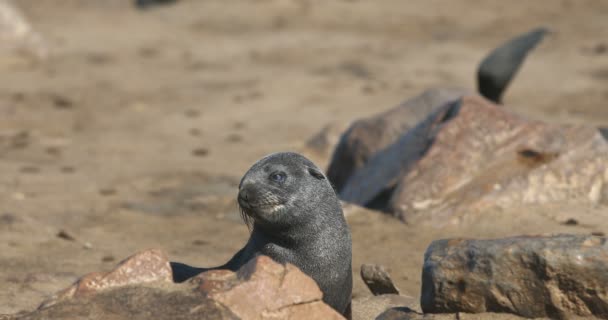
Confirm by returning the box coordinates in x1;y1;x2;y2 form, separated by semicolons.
171;152;353;315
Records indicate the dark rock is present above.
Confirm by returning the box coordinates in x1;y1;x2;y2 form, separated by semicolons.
327;88;467;193
421;234;608;319
135;0;179;9
340;94;608;225
192;148;209;157
56;230;76;242
360;264;400;295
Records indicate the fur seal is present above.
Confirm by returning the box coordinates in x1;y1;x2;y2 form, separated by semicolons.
171;152;352;315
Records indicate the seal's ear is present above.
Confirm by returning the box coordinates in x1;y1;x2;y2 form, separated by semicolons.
308;167;326;180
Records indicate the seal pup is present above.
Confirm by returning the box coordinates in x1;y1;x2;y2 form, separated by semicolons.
171;152;353;315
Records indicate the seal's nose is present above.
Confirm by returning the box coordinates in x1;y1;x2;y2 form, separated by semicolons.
238;188;249;202
238;186;252;207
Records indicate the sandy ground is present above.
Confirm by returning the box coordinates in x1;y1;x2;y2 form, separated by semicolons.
1;0;608;314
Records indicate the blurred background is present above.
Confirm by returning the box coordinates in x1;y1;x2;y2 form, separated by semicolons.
1;0;607;314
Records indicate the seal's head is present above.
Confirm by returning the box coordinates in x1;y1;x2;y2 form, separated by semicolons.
237;152;336;230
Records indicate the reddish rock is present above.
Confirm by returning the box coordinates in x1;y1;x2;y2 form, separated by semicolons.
421;234;608;319
389;95;606;224
39;249;173;309
24;252;342;320
339;94;608;225
192;255;344;320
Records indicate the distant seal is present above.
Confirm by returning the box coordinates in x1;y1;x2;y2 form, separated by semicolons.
172;152;353;315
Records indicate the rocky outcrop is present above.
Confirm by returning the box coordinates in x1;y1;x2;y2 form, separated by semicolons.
39;249;173;309
21;250;343;320
191;255;344;320
338;94;608;226
327;27;548;196
421;234;608;319
326;88;467;192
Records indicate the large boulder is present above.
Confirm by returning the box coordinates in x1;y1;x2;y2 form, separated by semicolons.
326;88;467;193
19;250;344;320
421;234;608;319
326;27;548;194
340;94;608;226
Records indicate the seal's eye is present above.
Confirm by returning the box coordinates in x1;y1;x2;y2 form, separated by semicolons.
269;171;286;183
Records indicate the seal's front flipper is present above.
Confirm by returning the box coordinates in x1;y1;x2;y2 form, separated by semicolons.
170;261;206;283
477;27;549;104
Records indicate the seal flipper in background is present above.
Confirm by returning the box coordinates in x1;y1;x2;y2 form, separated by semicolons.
477;27;548;104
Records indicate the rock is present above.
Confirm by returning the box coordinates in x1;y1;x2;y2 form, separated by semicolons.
327;88;467;193
23;286;238;320
192;255;344;320
23;252;342;320
39;249;173;309
338;96;464;210
421;234;608;319
341;94;608;226
360;264;400;295
305;122;349;161
326;27;547;195
0;0;47;60
351;294;418;320
376;310;535;320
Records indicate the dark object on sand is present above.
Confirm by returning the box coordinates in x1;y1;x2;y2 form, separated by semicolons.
478;27;549;103
360;264;400;296
135;0;179;9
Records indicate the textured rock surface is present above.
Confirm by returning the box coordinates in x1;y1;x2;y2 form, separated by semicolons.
192;255;344;320
22;252;343;320
327;88;467;192
421;234;608;319
39;249;173;309
340;94;608;226
22;286;238;320
360;264;400;296
389;95;608;225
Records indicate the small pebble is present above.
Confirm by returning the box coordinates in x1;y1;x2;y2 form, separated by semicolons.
102;255;115;262
192;148;209;157
189;128;201;136
192;239;208;246
184;109;200;118
60;166;76;174
57;230;76;241
99;188;117;196
19;166;40;174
